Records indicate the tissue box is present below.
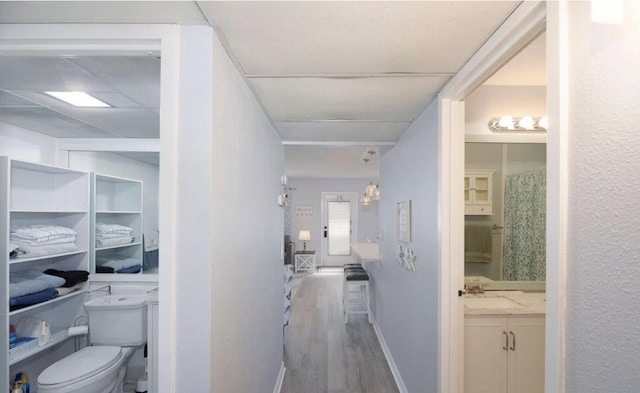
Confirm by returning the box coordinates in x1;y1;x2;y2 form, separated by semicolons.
8;337;38;360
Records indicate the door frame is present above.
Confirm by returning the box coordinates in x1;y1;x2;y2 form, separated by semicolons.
436;2;568;393
320;191;358;267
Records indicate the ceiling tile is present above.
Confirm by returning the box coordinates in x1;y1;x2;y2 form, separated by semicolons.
0;1;207;24
204;1;518;75
250;76;449;121
70;57;160;108
285;146;379;179
58;108;159;138
0;107;117;138
276;121;409;143
0;57;113;92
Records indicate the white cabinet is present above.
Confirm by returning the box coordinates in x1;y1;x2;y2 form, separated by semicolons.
464;316;545;393
465;171;494;215
1;157;90;388
91;174;143;276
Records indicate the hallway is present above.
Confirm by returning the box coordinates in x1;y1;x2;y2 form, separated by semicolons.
281;271;400;393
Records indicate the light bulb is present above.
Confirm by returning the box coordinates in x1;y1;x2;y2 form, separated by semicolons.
498;115;513;129
518;116;535;130
360;195;371;206
538;116;548;130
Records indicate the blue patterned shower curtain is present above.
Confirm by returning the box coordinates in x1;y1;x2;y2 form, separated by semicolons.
502;168;546;281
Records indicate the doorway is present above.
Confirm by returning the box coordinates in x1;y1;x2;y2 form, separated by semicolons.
320;192;358;267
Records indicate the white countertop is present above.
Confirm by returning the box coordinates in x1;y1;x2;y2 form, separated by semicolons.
351;242;380;261
464;291;545;317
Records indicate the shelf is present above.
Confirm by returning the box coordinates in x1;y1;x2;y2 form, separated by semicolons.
9;249;88;265
96;210;142;214
8;330;73;365
96;241;142;252
10;289;86;317
10;209;89;214
10;160;82;175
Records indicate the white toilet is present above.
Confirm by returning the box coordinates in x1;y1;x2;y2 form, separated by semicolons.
37;295;147;393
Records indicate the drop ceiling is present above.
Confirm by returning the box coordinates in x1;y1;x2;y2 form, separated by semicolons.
0;1;525;176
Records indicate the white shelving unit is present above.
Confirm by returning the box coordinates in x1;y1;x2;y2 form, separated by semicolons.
91;173;143;277
1;157;90;389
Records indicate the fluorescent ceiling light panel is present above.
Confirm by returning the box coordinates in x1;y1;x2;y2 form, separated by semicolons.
45;91;111;107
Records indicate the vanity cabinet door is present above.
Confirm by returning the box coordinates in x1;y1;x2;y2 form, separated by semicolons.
465;316;545;393
464;317;508;393
507;317;545;393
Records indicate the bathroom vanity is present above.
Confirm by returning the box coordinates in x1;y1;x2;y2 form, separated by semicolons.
464;291;545;393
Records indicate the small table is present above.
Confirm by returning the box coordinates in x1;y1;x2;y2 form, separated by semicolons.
295;251;316;272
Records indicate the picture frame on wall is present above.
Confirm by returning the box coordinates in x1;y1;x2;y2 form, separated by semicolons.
397;200;411;242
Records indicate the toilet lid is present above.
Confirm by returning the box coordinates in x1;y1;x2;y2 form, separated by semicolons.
38;346;122;386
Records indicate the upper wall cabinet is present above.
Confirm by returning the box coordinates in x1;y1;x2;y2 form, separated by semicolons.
91;174;143;277
465;171;494;215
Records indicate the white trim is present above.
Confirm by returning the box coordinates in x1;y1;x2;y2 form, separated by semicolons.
465;134;547;144
372;317;408;393
545;2;569;392
272;362;286;393
440;2;547;100
282;140;396;147
437;3;548;393
0;23;179;393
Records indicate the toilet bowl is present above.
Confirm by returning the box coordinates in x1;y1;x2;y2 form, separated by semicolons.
37;295;147;393
37;346;135;393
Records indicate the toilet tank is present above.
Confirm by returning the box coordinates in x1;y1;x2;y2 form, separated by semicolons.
84;296;148;346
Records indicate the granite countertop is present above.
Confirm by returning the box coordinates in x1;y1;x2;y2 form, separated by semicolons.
464;291;545;317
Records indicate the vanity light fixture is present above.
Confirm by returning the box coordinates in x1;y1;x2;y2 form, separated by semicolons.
45;91;111;107
488;115;548;132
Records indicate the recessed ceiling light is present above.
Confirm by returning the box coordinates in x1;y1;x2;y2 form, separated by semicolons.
45;91;111;107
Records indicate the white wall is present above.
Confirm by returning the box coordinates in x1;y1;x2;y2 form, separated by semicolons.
0;123;58;164
287;177;379;256
68;151;159;236
210;24;285;393
563;2;640;392
373;100;440;392
465;85;546;135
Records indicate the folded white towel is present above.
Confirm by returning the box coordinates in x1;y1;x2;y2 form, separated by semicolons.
10;224;77;246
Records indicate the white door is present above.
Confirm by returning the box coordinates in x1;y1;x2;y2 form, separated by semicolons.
321;192;357;267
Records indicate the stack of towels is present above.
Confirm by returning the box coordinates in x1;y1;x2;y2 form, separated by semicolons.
9;224;78;259
96;255;141;274
95;223;134;248
9;269;89;310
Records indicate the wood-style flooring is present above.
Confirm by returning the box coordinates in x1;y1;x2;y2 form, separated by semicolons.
281;271;400;393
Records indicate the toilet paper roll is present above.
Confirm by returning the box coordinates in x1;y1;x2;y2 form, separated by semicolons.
67;325;89;337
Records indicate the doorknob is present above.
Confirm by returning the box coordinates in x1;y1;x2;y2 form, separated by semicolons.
323;226;327;238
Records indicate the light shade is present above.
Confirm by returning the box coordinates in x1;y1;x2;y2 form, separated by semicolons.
298;230;311;241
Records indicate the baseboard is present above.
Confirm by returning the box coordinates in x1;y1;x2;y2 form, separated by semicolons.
273;361;286;393
372;317;409;393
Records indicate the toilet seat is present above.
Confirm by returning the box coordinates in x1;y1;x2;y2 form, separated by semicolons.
38;346;123;388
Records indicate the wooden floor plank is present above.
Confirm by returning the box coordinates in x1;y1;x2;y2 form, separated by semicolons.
281;272;400;393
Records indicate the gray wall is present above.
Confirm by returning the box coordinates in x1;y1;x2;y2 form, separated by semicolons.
210;24;285;393
372;100;440;392
564;3;640;392
286;177;379;259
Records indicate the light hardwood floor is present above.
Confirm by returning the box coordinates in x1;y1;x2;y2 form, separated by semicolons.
281;271;400;393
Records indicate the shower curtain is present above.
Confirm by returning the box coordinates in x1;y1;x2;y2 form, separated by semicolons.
502;168;546;281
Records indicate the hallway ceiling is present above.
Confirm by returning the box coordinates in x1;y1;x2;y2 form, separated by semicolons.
0;1;523;176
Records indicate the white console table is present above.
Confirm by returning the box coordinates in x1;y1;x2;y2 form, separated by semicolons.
295;251;316;272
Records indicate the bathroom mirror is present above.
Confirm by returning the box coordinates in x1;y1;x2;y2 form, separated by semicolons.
0;54;161;280
464;142;546;290
67;150;160;277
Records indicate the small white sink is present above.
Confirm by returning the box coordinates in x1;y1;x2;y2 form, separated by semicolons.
465;297;524;309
